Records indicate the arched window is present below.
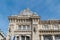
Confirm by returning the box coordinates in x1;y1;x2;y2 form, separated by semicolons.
21;36;25;40
26;36;30;40
17;36;19;40
21;36;30;40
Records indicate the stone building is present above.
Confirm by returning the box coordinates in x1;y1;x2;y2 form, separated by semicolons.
6;8;60;40
0;29;5;40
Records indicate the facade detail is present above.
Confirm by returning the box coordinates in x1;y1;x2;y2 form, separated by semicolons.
6;8;60;40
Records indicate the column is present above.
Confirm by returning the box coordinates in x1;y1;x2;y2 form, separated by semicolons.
25;36;26;40
15;36;17;40
19;35;21;40
39;35;41;40
52;35;55;40
16;36;17;40
41;35;44;40
11;35;14;40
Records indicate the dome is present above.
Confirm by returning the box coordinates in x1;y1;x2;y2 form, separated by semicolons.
20;8;33;16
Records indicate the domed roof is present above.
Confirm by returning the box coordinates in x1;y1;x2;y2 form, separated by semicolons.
19;8;38;16
9;8;40;19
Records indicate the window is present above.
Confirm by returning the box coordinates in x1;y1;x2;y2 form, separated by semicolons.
53;24;59;30
21;36;30;40
23;25;26;30
27;25;31;30
43;24;49;30
44;35;52;40
26;36;30;40
21;36;25;40
18;25;31;30
18;25;21;30
17;36;19;40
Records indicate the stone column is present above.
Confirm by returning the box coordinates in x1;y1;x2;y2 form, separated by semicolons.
41;35;44;40
25;36;26;40
19;35;21;40
39;35;41;40
11;35;14;40
15;36;17;40
52;35;55;40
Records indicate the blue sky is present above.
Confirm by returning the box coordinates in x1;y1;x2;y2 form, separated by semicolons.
0;0;60;35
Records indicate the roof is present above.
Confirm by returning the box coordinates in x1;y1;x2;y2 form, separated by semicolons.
8;8;40;19
20;8;33;16
40;20;60;24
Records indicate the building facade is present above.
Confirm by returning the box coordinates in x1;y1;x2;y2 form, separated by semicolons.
6;8;60;40
0;29;5;40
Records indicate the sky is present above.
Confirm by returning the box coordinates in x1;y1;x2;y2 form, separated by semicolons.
0;0;60;36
